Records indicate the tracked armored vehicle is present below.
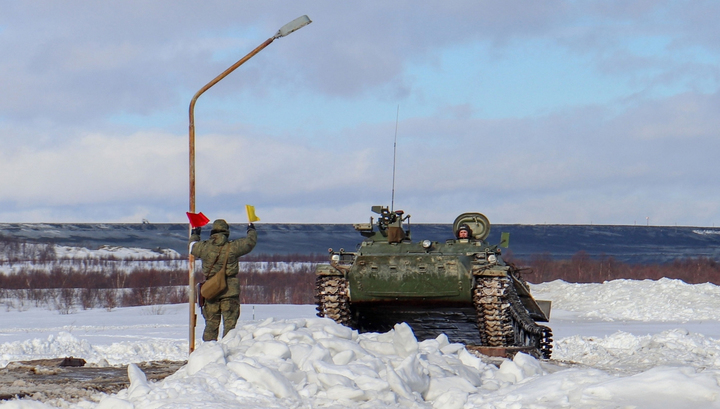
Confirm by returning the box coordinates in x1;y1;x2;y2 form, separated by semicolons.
315;206;553;358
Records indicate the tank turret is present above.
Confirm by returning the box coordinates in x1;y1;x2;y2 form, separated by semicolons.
353;205;409;241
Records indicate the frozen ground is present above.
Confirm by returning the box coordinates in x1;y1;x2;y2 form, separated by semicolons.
2;278;720;408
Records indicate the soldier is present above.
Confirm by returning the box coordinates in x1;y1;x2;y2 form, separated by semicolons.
457;224;473;240
190;219;257;341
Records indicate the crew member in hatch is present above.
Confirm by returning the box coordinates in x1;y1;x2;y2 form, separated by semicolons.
457;224;473;240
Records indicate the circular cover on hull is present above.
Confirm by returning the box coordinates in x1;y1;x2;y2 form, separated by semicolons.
452;212;491;240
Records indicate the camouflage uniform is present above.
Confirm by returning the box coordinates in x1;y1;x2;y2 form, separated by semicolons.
190;219;257;341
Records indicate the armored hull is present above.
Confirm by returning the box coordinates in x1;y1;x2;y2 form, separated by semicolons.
315;207;553;358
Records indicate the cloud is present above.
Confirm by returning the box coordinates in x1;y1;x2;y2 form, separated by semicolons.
5;89;718;225
1;2;720;225
617;92;720;140
0;131;185;205
2;1;717;126
0;1;574;124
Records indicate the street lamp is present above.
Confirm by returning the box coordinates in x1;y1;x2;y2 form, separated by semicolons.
187;15;311;353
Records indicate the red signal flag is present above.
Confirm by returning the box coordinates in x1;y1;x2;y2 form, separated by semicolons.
186;212;210;228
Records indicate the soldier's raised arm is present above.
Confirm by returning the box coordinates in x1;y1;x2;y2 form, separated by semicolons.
189;226;203;256
231;223;257;257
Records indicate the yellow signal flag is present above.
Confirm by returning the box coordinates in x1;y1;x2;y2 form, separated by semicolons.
245;204;261;223
500;232;510;248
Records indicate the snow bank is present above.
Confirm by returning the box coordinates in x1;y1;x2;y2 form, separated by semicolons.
556;328;720;373
533;278;720;321
0;331;188;368
9;315;720;409
107;318;499;408
4;279;720;408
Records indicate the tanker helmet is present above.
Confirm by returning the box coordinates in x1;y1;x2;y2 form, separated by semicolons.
457;224;473;239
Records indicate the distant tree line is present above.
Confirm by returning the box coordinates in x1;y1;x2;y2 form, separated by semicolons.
0;268;316;313
242;253;328;263
0;237;56;263
0;254;318;313
508;251;720;285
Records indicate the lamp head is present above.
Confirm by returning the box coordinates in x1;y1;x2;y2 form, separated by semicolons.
274;15;312;39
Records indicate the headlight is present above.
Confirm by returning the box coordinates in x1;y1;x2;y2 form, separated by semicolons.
331;254;340;262
422;240;432;249
488;254;497;263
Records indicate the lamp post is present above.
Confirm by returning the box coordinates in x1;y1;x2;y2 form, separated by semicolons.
188;15;311;353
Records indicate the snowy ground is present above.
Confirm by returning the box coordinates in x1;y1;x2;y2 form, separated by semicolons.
2;278;720;408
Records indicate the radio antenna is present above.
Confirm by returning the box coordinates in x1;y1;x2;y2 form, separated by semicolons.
391;105;399;212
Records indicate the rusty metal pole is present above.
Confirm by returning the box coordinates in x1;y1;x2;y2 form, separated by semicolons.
188;15;311;354
188;37;274;354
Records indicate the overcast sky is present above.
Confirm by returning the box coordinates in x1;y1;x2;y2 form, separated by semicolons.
1;1;719;226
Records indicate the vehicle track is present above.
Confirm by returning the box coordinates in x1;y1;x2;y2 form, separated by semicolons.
316;274;553;359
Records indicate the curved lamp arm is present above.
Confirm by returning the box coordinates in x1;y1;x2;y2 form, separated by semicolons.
187;15;311;354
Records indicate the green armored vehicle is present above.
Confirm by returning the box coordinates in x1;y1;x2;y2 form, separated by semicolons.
315;206;553;358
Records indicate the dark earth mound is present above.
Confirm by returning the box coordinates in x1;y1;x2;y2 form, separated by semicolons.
0;358;184;403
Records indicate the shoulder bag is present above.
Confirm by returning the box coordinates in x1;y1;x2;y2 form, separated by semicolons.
200;245;230;300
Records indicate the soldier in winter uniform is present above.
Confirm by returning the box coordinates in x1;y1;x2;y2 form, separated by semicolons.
190;219;257;341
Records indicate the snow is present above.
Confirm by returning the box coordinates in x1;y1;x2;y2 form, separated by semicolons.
533;278;720;322
53;245;181;260
0;242;314;276
3;279;720;408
